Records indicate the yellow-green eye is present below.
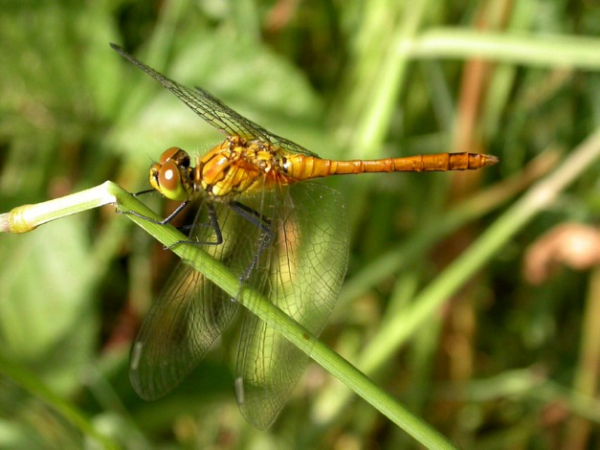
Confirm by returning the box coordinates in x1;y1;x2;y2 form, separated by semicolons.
149;164;161;191
156;161;188;201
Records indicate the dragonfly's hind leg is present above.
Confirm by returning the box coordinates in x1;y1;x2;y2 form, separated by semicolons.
229;201;274;283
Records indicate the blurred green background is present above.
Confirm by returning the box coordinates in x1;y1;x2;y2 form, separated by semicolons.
1;0;599;448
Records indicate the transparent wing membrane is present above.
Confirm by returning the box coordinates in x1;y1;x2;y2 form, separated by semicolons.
235;183;348;429
129;201;243;399
110;44;316;157
129;181;348;428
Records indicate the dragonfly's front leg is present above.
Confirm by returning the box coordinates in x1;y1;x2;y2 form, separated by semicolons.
119;187;191;225
122;194;223;249
120;199;191;225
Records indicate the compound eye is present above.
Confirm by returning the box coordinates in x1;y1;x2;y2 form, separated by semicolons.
159;147;182;164
156;161;187;201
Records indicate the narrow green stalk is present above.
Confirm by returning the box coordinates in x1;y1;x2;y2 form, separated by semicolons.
0;182;117;234
412;28;600;70
0;182;456;448
353;0;432;158
122;189;456;449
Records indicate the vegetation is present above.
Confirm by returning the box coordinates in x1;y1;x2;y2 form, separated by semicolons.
1;1;599;448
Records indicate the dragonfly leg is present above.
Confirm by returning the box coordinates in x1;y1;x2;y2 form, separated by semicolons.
229;201;274;283
119;200;191;225
176;206;218;235
122;197;222;248
132;188;155;197
122;193;224;249
167;203;223;249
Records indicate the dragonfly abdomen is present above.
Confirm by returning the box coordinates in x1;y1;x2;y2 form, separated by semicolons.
286;152;499;180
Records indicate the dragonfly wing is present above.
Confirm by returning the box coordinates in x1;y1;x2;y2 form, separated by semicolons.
130;260;237;400
111;44;316;157
190;86;318;158
129;199;253;400
234;183;349;429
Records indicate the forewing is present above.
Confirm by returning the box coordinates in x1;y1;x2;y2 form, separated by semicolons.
130;199;264;400
111;44;316;157
234;183;349;429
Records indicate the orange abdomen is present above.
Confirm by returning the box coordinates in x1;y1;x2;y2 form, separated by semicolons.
285;153;499;181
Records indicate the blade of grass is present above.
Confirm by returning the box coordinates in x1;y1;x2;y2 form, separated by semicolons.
0;184;456;449
121;189;456;449
411;28;600;70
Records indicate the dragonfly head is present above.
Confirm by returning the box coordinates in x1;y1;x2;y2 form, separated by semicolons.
149;147;194;201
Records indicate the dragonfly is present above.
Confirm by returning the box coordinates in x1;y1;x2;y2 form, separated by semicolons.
111;43;498;429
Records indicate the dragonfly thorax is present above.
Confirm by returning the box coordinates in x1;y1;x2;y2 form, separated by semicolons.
195;136;290;198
